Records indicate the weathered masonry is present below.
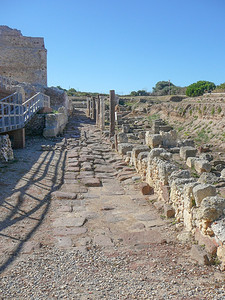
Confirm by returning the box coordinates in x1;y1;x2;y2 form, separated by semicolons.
0;26;47;85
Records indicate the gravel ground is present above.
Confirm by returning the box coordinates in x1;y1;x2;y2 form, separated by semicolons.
0;244;225;299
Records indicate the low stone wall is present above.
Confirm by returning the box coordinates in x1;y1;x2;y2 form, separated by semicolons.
116;128;225;269
0;134;14;161
43;106;68;137
25;114;46;136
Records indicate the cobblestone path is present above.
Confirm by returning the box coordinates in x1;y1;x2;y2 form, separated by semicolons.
0;110;225;299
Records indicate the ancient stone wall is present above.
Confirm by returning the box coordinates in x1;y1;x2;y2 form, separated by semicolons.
0;135;14;162
0;26;47;85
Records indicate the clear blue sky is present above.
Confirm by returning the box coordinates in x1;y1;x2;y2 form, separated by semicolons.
1;0;225;94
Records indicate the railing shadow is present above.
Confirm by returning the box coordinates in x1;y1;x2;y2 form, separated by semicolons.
0;108;93;274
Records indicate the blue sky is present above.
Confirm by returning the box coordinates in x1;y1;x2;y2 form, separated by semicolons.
1;0;225;94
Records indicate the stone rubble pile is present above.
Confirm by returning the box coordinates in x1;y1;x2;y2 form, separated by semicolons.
0;134;14;162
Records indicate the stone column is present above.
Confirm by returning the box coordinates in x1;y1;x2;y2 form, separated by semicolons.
109;90;116;136
96;96;100;127
100;96;105;131
91;97;96;121
86;97;91;117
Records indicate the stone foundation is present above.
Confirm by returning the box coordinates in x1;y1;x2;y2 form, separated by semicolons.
0;134;14;161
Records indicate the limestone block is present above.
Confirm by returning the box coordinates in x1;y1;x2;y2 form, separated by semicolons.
198;172;219;185
164;204;175;218
194;159;211;174
198;196;225;221
132;145;149;168
183;209;193;231
217;246;225;269
117;132;128;143
178;139;195;147
145;132;162;148
161;130;177;148
221;169;225;178
193;184;216;207
117;143;134;155
169;170;190;186
148;148;168;163
180;146;197;161
186;157;197;168
183;182;199;209
211;217;225;243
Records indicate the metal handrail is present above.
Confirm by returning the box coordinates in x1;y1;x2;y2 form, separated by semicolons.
0;91;50;133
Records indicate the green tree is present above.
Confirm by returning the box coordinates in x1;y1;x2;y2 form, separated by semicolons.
186;81;216;97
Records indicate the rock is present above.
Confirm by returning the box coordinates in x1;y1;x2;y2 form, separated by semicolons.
161;130;177;148
140;182;154;195
145;132;162;148
169;170;190;185
198;172;219;184
117;143;134;155
180;146;197;161
194;159;211;174
164;204;175;218
117;132;128;143
190;245;211;265
178;139;195;147
82;177;102;187
193;184;216;207
199;153;213;162
186;157;197;168
199;196;225;222
195;228;218;255
148;148;168;162
122;124;130;133
51;191;77;200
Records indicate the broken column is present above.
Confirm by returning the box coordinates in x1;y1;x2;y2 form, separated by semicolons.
100;96;105;131
90;97;96;121
86;97;91;117
109;90;116;136
96;96;100;127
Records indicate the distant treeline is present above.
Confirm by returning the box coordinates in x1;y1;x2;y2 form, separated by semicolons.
55;80;225;98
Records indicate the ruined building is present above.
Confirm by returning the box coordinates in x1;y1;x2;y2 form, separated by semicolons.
0;26;47;85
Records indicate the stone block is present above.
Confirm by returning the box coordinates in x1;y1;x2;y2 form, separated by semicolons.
117;143;134;155
146;133;162;148
180;146;197;161
161;130;177;148
117;132;128;143
194;159;211;174
199;196;225;222
195;228;218;255
186;157;197;168
140;182;154;195
221;169;225;178
193;184;216;207
164;204;175;218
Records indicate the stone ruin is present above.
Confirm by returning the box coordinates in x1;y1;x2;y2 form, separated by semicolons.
0;26;73;140
0;26;47;85
0;135;14;162
86;94;225;270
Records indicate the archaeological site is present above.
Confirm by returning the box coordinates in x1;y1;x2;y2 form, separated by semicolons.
0;26;225;298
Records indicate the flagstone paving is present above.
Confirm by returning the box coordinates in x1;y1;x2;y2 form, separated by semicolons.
0;109;225;299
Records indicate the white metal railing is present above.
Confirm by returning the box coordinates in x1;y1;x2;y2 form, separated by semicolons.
0;92;50;133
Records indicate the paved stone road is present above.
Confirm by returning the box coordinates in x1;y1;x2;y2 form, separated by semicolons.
0;109;225;299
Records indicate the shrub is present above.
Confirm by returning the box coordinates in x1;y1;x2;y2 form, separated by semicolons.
186;81;216;97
